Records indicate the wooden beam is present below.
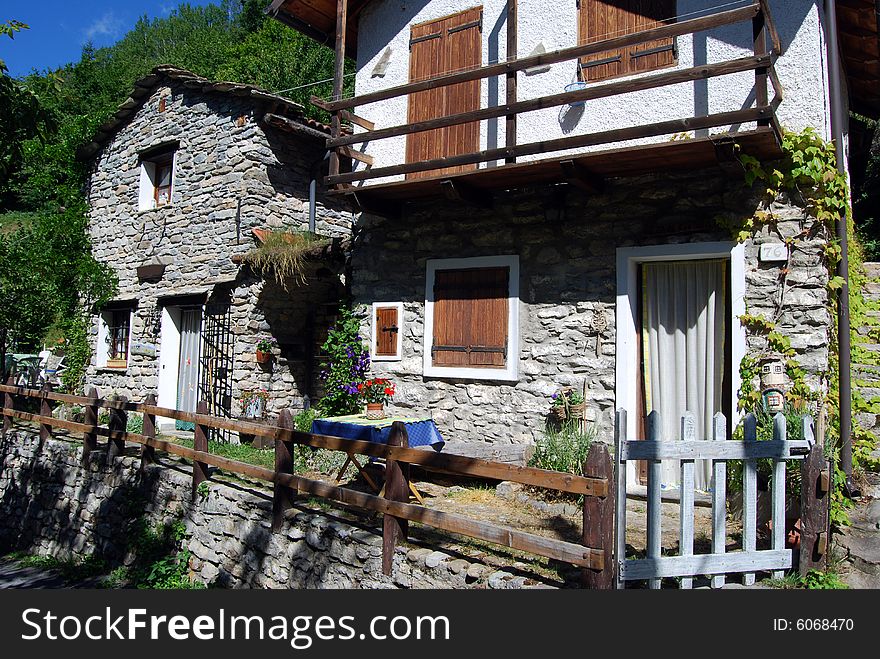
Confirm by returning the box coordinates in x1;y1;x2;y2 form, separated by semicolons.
320;4;760;112
327;54;772;149
440;179;492;208
328;0;348;182
326;106;774;185
341;109;374;130
337;145;373;165
560;159;603;193
753;10;770;128
757;0;783;55
505;0;518;163
352;191;402;219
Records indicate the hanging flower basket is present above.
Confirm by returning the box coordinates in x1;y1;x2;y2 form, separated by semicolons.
255;350;272;364
550;388;586;423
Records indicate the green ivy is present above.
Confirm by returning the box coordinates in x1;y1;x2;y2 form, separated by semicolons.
730;128;879;535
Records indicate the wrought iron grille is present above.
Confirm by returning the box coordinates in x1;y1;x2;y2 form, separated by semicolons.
199;297;233;442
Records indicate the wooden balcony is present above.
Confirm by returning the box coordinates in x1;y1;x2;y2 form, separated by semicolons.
308;0;785;208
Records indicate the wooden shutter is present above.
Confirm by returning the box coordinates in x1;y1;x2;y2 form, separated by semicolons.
375;306;399;357
432;267;508;368
406;7;482;180
579;0;676;82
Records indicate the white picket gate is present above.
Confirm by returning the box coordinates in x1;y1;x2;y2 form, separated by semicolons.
614;408;815;588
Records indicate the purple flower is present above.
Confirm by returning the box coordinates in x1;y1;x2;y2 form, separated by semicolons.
552;393;558;399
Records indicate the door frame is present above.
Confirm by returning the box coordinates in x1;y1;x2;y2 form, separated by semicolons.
157;300;205;430
615;242;746;478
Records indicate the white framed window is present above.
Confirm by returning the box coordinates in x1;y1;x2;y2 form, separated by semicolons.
138;146;177;211
372;302;404;361
423;255;519;382
96;306;134;369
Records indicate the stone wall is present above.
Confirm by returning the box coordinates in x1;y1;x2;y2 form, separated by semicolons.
0;431;554;589
354;170;831;447
84;78;354;418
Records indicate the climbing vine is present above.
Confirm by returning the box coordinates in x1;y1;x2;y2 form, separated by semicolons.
726;127;879;529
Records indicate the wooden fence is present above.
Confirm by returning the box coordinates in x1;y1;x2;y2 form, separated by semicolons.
0;381;615;588
615;408;830;588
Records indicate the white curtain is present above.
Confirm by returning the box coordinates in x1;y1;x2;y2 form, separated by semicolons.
643;260;726;490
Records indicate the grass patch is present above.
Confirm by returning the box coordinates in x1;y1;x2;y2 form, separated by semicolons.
240;231;328;289
765;569;849;590
6;551;107;582
168;435;276;470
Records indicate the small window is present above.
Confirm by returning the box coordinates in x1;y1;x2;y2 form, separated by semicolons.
372;302;404;361
97;306;134;368
423;256;519;381
578;0;676;82
139;147;177;211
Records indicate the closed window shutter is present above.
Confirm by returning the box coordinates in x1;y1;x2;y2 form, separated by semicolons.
579;0;675;82
432;267;509;368
375;306;399;357
406;7;482;180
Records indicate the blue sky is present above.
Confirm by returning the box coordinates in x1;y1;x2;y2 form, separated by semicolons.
1;1;218;78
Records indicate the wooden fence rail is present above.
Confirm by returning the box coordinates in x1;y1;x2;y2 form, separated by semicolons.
0;383;614;585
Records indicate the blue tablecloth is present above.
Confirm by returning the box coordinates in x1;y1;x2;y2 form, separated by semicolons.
311;414;445;451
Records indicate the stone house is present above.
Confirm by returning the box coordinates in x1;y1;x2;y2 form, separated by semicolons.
78;66;354;431
270;0;879;473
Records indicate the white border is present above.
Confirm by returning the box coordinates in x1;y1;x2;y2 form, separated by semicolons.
615;241;746;446
371;301;404;361
423;255;520;382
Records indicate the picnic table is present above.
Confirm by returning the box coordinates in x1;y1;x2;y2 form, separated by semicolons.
310;414;445;503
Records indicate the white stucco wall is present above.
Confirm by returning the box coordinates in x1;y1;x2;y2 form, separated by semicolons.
352;0;833;184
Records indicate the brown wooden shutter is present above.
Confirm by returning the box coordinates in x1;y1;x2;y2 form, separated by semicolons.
579;0;676;82
375;306;399;357
406;7;482;180
432;267;508;368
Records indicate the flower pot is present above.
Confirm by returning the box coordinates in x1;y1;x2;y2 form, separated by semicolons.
550;402;586;424
366;403;385;420
255;350;272;364
243;396;266;419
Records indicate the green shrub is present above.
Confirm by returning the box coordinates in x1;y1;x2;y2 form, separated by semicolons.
126;412;143;434
530;422;596;475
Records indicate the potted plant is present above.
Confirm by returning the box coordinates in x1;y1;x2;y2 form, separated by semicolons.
358;378;395;420
255;336;277;364
550;388;586;424
240;389;269;419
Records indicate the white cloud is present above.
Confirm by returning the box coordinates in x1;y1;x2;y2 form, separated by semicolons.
83;12;125;43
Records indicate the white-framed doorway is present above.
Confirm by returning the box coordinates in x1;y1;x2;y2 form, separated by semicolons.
157;302;204;431
615;242;746;485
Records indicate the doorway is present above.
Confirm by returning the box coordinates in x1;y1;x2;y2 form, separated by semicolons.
615;242;745;488
157;301;203;431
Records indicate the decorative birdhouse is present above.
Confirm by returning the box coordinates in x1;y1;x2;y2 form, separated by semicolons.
759;354;786;389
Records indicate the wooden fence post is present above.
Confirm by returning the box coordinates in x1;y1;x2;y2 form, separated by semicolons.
742;412;758;585
382;421;410;576
2;375;14;435
39;382;53;442
799;416;828;575
141;394;157;472
82;387;99;465
582;441;614;589
710;412;727;589
273;409;296;532
107;395;127;460
678;412;696;589
192;400;210;500
645;410;662;589
770;411;787;579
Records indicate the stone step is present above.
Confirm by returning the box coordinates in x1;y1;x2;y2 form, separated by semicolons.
862;262;880;279
853;363;880;379
863;281;880;300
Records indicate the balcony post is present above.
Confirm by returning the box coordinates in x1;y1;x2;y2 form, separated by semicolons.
329;0;348;186
505;0;518;163
752;8;769;126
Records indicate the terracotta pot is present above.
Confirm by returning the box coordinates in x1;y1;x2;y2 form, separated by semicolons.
255;350;271;364
366;403;385;420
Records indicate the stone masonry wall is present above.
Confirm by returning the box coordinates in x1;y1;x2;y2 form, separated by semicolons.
0;431;553;589
85;79;353;416
354;170;831;447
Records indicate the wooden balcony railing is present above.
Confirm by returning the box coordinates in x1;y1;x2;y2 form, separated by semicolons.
313;0;784;190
